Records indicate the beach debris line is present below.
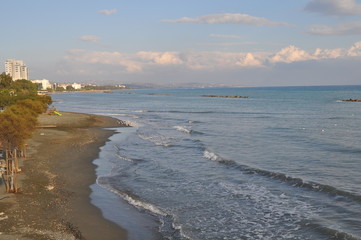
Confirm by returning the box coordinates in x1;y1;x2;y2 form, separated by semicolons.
201;95;252;99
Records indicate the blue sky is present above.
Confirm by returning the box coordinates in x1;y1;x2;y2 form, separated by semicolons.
1;0;361;87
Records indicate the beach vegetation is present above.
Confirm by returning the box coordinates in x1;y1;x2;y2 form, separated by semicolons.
0;72;12;88
10;79;38;95
0;74;52;149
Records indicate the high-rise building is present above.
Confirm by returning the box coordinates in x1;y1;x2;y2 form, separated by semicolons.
5;59;29;80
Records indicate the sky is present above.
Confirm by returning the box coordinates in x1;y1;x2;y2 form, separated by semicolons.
1;0;361;87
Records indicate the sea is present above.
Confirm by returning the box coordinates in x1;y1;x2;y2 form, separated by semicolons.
51;86;361;240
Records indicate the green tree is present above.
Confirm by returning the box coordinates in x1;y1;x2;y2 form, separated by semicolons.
0;86;52;148
0;110;34;148
0;72;13;88
36;95;53;107
0;89;15;108
16;99;47;115
10;80;38;95
66;85;75;91
55;86;65;92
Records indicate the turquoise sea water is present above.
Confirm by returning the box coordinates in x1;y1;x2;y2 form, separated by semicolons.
52;86;361;240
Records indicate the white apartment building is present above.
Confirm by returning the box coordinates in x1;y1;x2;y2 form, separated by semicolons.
71;83;82;90
31;79;52;90
5;59;29;80
58;83;82;90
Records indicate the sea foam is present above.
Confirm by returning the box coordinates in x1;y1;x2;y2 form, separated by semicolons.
203;150;222;161
173;125;192;134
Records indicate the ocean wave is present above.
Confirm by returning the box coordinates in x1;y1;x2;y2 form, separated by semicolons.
203;150;222;161
188;120;201;124
307;223;360;240
218;181;316;239
137;131;174;147
241;166;361;202
93;113;128;116
118;120;139;127
113;145;144;162
115;153;134;162
97;179;188;239
97;179;166;216
149;110;215;114
132;110;149;113
159;215;190;240
202;150;361;202
173;125;192;134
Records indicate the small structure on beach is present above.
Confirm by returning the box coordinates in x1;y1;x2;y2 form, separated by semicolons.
0;148;25;193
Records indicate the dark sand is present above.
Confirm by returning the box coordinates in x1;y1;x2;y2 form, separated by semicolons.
0;112;128;240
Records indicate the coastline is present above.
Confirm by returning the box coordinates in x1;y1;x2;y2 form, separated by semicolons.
0;112;128;239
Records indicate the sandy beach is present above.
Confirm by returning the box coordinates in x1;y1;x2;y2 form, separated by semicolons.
0;112;128;240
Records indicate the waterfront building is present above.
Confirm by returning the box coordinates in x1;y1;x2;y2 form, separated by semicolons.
31;79;52;90
71;83;82;90
57;82;82;90
5;59;29;80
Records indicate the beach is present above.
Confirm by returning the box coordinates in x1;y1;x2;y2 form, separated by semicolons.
0;112;128;240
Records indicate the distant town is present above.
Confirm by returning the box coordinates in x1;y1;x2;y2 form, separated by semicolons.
4;59;129;93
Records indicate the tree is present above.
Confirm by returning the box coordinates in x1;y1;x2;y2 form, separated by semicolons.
66;85;75;91
55;86;65;92
36;95;53;107
0;72;13;88
0;110;33;148
0;89;52;149
16;99;47;115
0;98;51;149
0;89;15;108
10;80;38;95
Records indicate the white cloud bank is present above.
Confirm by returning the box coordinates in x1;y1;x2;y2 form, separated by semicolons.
64;49;142;73
305;0;361;16
63;42;361;74
163;13;289;26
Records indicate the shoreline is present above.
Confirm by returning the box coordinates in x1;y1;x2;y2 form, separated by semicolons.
0;111;128;239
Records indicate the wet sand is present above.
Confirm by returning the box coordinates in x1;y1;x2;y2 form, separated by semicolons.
0;112;128;240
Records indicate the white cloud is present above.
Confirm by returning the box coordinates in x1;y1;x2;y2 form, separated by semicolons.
79;35;101;43
64;49;142;73
137;51;184;65
62;42;361;78
182;52;268;69
305;0;361;16
236;53;263;67
307;21;361;35
163;13;289;26
347;41;361;56
99;9;118;15
313;48;344;59
270;46;314;63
